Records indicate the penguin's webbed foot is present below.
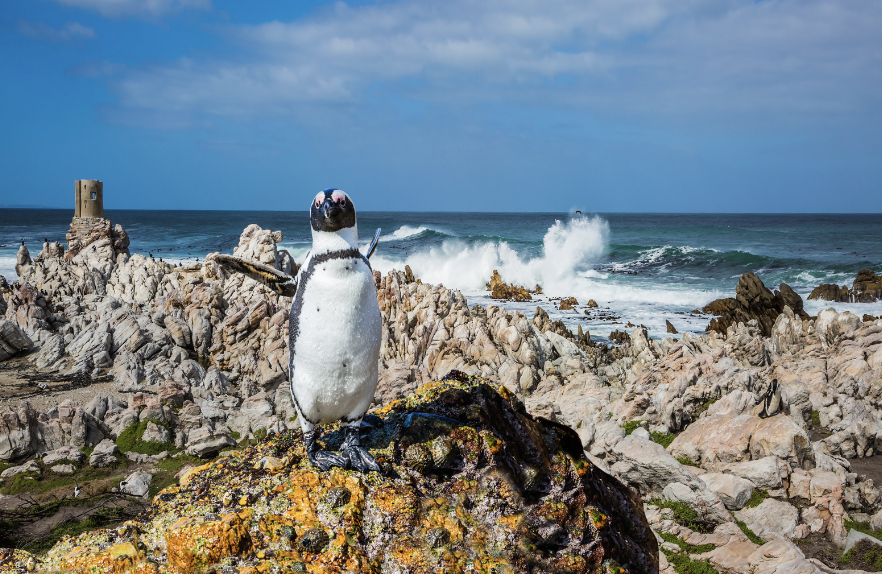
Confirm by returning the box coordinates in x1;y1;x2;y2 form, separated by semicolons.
342;425;381;473
343;445;382;473
308;449;349;471
304;430;347;471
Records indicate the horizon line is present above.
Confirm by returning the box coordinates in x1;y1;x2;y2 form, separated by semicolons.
2;206;882;216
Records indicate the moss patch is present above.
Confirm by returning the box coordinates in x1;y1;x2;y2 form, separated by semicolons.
840;539;882;571
0;462;128;496
676;456;699;467
652;432;676;449
697;397;719;415
743;489;769;509
621;420;645;435
659;532;716;554
844;520;882;542
115;419;177;455
811;410;821;427
651;500;713;533
734;519;765;545
661;548;719;574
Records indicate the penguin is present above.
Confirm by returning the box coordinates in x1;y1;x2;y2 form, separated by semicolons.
762;378;781;418
215;189;383;472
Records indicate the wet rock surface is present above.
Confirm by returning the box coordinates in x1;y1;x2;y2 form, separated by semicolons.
810;269;882;303
702;272;809;337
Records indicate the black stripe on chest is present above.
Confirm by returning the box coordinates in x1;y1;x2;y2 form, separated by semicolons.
287;247;371;423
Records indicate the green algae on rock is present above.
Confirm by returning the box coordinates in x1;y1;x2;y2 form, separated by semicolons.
9;373;658;573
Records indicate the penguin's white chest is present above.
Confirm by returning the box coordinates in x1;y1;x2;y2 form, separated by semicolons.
290;256;381;424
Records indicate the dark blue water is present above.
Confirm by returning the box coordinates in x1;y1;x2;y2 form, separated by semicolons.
2;209;880;339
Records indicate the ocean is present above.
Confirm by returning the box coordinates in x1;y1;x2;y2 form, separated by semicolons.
2;209;881;342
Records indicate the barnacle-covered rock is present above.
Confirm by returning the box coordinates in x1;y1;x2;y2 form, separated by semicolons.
403;443;434;473
298;528;330;553
323;486;352;508
28;374;657;574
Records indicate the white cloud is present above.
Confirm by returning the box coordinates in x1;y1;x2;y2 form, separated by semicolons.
50;0;211;19
19;20;97;42
99;0;882;126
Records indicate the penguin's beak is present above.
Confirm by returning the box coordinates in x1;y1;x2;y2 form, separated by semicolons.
321;199;341;220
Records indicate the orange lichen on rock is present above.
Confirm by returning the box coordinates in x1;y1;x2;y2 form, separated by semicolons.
165;513;252;573
57;542;156;574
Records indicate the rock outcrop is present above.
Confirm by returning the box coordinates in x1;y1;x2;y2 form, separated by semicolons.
810;269;882;303
18;375;658;573
703;272;809;337
487;270;536;302
65;216;130;262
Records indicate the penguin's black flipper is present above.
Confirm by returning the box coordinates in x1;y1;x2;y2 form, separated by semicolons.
214;254;299;297
365;228;381;260
342;426;382;473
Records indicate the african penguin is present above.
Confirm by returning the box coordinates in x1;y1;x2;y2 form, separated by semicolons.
762;378;781;418
215;189;383;473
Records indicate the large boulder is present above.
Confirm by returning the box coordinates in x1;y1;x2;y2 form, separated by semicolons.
809;269;882;303
703;273;808;337
699;472;755;510
734;498;800;539
668;413;813;470
0;319;34;361
712;456;790;490
607;435;730;523
29;374;660;573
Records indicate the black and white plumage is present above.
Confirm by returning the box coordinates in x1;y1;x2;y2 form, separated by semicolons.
762;378;781;418
217;189;383;473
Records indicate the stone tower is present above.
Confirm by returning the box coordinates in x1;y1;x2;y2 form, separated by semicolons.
74;180;104;218
66;179;129;261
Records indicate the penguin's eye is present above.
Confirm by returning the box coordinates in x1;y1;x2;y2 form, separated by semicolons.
313;192;325;209
331;191;347;206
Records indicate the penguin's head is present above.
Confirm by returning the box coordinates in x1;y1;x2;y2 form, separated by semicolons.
310;189;356;233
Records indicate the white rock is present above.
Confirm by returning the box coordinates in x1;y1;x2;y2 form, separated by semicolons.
141;421;171;444
185;426;236;458
0;459;41;478
119;470;152;497
713;456;789;490
734;498;799;539
89;438;119;467
607;435;730;523
51;464;75;475
631;427;651;441
42;445;85;466
699;472;755;510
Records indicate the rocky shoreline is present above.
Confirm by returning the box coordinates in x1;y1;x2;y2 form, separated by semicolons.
1;219;882;573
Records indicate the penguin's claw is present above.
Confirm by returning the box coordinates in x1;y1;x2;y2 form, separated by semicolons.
308;449;348;471
343;445;382;473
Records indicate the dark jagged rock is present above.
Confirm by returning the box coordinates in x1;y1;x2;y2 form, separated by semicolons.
665;320;677;334
810;269;882;303
703;272;809;337
29;374;658;574
609;330;630;345
488;270;536;302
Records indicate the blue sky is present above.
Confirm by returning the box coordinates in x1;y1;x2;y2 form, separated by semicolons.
1;0;880;212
